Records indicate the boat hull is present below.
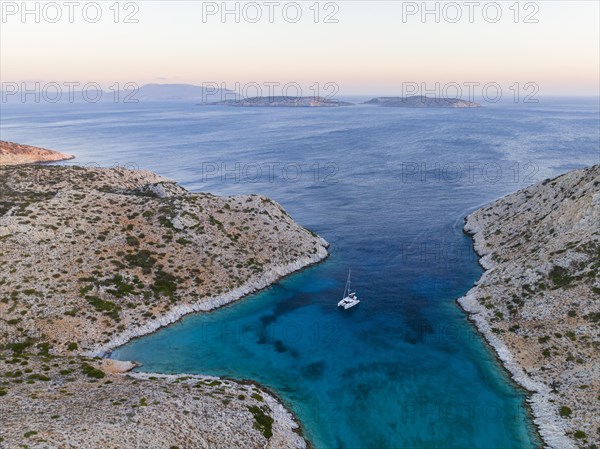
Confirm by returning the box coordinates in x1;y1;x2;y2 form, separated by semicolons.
338;296;360;309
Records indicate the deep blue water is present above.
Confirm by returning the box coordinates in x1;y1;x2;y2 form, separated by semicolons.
1;99;598;449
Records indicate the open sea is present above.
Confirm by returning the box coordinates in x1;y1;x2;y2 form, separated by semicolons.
1;98;598;449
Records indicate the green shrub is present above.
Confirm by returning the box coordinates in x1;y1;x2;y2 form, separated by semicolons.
85;295;121;321
573;430;586;439
584;312;600;323
103;275;136;298
28;373;51;381
126;236;140;247
209;215;223;228
549;266;573;287
7;338;34;355
151;270;178;298
125;250;157;271
37;342;51;355
559;406;572;418
248;405;273;439
81;363;105;379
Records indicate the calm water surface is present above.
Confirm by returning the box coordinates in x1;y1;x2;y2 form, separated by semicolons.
2;99;598;448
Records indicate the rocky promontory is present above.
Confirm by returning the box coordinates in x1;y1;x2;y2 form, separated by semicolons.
459;165;599;449
0;162;328;448
0;140;74;165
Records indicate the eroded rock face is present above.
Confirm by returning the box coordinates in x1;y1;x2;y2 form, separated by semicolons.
459;165;600;449
0;141;74;165
0;164;326;448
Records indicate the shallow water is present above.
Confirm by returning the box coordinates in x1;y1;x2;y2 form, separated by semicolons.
2;98;598;448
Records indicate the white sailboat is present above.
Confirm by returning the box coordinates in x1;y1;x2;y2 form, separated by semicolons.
337;269;360;310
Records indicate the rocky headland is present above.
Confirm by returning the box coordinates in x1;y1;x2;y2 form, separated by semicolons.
0;141;74;166
0;162;329;448
459;164;599;449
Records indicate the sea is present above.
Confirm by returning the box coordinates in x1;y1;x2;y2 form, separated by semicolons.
1;97;598;449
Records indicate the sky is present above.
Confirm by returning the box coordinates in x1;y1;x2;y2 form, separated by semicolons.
1;1;599;96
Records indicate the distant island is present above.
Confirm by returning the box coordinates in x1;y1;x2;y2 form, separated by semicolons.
0;83;233;104
460;165;599;449
365;96;481;108
208;96;354;107
0;140;74;165
132;83;234;103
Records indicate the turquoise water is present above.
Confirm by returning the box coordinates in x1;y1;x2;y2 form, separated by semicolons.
2;98;599;448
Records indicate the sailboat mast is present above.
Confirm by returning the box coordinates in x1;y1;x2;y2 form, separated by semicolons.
343;269;351;299
348;269;351;292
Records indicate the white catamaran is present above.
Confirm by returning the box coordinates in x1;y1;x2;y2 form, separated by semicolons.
338;269;360;310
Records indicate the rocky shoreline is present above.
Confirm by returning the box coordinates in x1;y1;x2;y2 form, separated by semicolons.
459;290;577;449
92;249;327;357
457;165;599;449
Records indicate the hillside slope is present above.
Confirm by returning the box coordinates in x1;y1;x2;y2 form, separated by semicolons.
460;165;599;449
0;164;328;448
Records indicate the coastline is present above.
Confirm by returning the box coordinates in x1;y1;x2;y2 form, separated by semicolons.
0;140;75;165
95;239;328;449
457;215;577;449
222;377;315;449
92;245;328;357
454;164;600;449
99;250;329;448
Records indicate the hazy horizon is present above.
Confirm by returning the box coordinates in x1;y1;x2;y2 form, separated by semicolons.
1;1;599;98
